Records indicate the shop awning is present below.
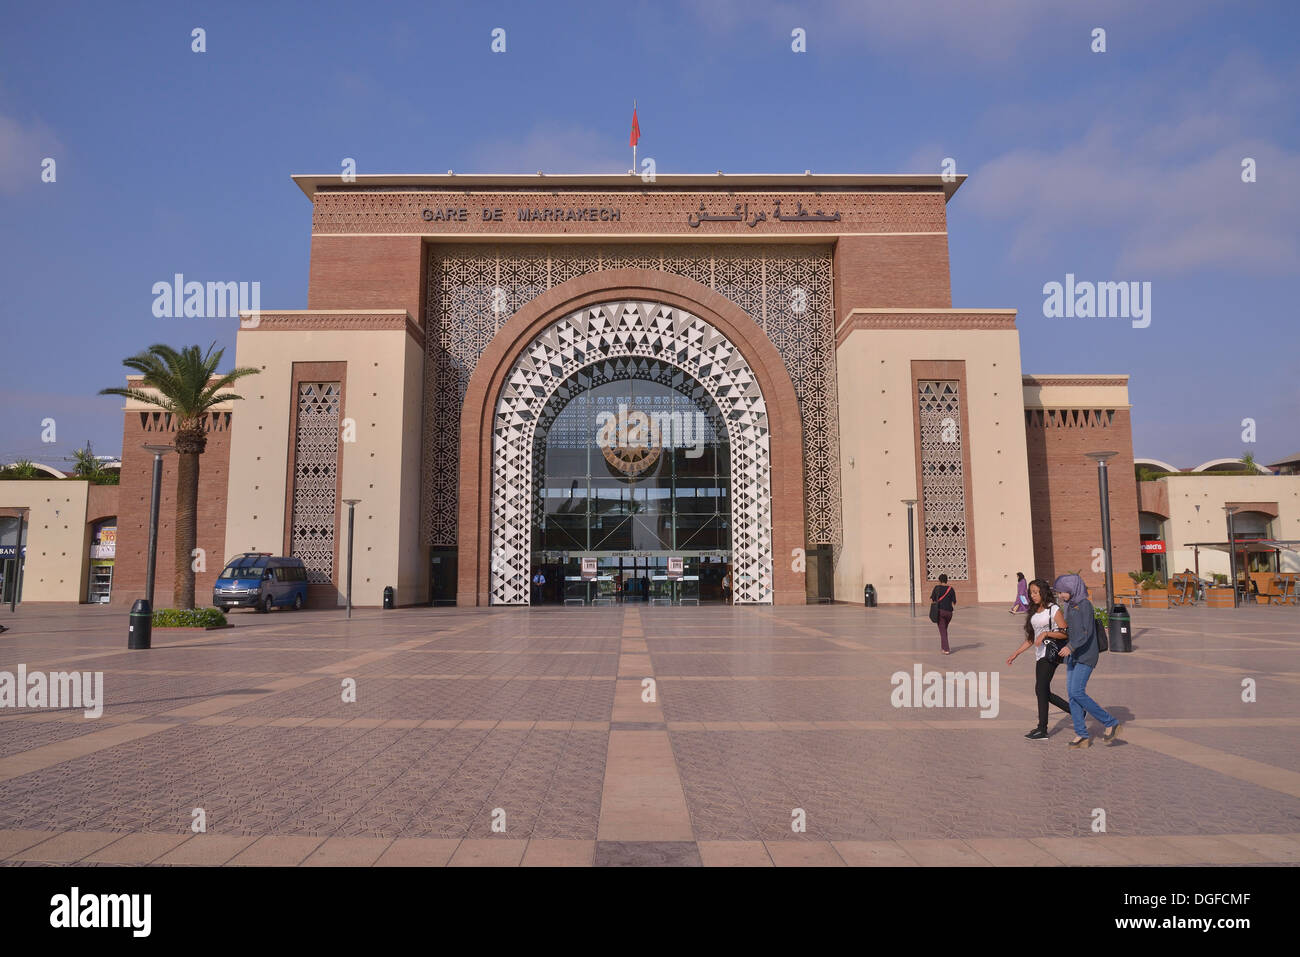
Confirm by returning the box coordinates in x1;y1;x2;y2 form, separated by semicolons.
1183;540;1300;554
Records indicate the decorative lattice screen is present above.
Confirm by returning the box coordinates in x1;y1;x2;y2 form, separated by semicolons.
290;381;341;584
917;380;969;580
422;244;840;553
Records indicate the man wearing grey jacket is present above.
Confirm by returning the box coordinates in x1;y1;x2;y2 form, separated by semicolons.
1053;574;1122;749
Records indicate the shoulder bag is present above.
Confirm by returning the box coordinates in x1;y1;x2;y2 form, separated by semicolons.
928;587;952;623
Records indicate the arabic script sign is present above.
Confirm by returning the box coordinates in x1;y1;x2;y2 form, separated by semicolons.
687;198;842;229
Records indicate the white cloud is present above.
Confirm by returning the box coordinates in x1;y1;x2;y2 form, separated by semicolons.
962;56;1300;275
465;124;630;174
0;113;63;195
689;0;1228;64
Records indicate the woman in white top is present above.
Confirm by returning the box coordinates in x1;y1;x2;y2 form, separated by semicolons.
1005;578;1071;739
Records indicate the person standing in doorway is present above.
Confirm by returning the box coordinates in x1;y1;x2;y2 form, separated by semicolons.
1054;573;1122;749
929;574;956;655
531;570;546;604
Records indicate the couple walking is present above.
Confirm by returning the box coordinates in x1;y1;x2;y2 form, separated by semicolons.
1005;574;1122;748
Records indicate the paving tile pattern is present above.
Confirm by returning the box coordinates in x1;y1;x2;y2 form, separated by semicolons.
0;601;1297;864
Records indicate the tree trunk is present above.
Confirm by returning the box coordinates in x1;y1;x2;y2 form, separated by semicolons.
172;427;205;610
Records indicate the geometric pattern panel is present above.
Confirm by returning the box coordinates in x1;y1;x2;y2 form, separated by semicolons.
491;301;773;606
423;244;839;555
290;381;341;585
917;379;969;581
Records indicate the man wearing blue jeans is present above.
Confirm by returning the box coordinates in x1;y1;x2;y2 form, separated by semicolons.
1053;574;1122;749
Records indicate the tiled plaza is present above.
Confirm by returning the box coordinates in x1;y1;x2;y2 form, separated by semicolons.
0;600;1297;866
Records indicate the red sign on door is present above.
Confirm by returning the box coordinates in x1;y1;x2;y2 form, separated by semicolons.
1141;540;1166;554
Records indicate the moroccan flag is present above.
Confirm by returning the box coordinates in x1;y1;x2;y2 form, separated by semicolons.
629;107;640;148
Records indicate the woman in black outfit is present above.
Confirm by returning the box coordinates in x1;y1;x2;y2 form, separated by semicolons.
1006;578;1071;739
930;574;956;654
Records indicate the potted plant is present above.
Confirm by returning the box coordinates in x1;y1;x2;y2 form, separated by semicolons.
1129;570;1168;609
1206;574;1235;608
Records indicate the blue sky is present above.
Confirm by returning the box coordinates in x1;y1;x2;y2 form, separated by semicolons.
1;0;1297;468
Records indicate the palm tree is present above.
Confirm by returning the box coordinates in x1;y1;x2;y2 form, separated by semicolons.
101;343;258;609
67;442;103;480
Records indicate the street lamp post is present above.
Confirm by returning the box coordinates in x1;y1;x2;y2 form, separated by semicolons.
130;444;174;650
343;499;360;618
1224;506;1240;608
1086;451;1118;616
901;499;918;618
7;507;29;613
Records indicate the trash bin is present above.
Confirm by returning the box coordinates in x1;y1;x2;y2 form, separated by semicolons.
383;586;395;610
1109;603;1132;653
864;584;877;608
128;599;152;650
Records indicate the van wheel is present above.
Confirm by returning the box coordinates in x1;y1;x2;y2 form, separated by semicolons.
261;594;274;614
217;606;229;614
293;593;304;610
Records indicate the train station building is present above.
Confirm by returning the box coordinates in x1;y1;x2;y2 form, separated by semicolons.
89;171;1157;608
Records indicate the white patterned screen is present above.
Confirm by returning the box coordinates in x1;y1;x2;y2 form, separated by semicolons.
917;380;969;580
422;244;839;556
290;381;341;584
491;302;773;605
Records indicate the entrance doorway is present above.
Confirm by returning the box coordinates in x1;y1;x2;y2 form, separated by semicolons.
530;553;732;606
529;362;733;607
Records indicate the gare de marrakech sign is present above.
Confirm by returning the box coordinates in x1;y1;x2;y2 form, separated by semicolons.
310;188;947;235
420;197;843;228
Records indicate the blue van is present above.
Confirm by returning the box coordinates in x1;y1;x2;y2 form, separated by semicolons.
213;553;309;613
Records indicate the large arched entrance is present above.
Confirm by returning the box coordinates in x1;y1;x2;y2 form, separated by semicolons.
490;301;772;605
531;356;733;605
458;270;807;606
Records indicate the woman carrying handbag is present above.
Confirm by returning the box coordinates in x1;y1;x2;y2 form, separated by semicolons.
1005;578;1071;739
929;574;957;655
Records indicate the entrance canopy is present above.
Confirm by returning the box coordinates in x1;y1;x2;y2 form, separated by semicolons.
1184;540;1300;554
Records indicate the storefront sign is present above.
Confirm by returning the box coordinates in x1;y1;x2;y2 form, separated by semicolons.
580;557;597;580
667;557;683;578
0;546;25;559
89;526;116;560
1141;540;1166;554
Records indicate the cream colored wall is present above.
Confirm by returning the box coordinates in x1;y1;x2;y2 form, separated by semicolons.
1157;475;1300;576
1;481;90;602
1022;380;1129;409
224;328;424;606
397;333;428;604
836;328;1036;604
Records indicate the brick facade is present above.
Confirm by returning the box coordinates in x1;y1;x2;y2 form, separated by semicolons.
1024;406;1141;600
112;408;233;607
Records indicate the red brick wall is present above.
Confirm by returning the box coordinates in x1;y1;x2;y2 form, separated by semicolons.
112;409;233;607
1024;407;1141;601
307;236;425;325
832;234;952;323
86;484;119;524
